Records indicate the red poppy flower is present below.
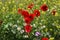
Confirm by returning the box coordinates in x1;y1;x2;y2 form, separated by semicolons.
28;3;34;9
40;4;48;11
18;8;22;14
24;17;31;24
52;9;56;15
42;37;49;40
21;10;29;17
34;9;40;17
24;25;32;33
29;14;35;21
24;14;35;24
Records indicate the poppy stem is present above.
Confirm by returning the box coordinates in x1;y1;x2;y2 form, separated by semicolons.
27;33;29;37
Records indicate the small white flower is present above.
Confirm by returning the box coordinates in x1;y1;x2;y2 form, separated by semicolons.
47;9;49;11
41;25;46;29
33;24;36;26
20;30;24;34
17;27;21;31
43;25;46;28
33;24;36;27
23;35;28;38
